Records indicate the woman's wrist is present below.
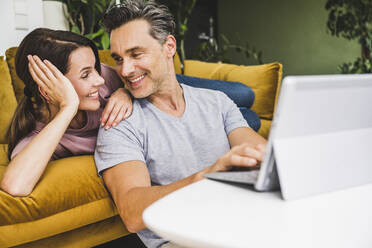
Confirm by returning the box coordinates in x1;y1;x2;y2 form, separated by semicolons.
59;104;78;118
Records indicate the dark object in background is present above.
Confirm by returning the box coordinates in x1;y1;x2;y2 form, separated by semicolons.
94;233;146;248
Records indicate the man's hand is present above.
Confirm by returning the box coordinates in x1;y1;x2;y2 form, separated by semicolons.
201;143;266;175
101;88;133;129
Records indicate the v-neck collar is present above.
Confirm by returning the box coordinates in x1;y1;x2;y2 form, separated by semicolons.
143;84;189;121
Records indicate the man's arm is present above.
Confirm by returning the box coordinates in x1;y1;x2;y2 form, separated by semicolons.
228;126;267;148
102;160;202;233
102;139;264;234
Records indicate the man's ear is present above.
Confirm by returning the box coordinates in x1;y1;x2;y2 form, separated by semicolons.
164;35;177;58
38;86;50;102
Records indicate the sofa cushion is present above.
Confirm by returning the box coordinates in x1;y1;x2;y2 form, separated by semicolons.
5;47;24;102
183;60;282;120
98;50;116;67
0;56;17;144
0;156;120;246
4;215;128;248
259;119;272;139
0;144;8;165
0;155;114;225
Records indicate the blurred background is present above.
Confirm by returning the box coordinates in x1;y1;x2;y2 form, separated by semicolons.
0;0;370;75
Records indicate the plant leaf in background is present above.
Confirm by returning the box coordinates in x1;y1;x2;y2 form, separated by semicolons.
101;32;110;50
194;34;263;65
326;0;372;73
54;0;111;49
71;25;80;34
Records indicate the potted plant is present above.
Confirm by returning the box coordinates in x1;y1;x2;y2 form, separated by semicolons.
326;0;372;73
47;0;111;49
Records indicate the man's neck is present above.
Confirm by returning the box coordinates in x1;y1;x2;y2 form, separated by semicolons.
147;76;186;118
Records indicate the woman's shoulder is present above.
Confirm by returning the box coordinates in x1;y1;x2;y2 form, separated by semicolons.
99;63;123;99
100;63;121;84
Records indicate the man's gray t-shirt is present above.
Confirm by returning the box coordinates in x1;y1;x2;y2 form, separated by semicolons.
95;84;249;248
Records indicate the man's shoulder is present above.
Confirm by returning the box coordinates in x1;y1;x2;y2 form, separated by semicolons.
97;100;146;146
118;100;146;126
182;83;229;103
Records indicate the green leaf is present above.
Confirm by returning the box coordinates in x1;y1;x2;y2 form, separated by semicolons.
220;34;229;45
179;24;188;32
71;25;81;34
101;32;110;50
86;28;104;40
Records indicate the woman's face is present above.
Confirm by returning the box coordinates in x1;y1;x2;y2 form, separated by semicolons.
64;47;104;111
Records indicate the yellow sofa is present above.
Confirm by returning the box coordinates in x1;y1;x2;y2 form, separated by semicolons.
0;47;282;248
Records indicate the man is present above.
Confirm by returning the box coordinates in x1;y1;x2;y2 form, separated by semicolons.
95;1;267;247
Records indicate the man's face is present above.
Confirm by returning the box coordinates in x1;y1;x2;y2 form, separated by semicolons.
110;19;174;99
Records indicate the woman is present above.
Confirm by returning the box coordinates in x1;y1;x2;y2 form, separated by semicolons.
0;28;133;196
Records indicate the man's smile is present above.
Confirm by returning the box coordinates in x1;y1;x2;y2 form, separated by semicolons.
127;74;146;88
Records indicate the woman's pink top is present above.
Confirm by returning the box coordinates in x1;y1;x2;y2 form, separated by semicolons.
11;64;122;160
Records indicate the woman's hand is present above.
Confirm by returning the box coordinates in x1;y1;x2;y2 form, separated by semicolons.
101;88;133;129
27;55;79;112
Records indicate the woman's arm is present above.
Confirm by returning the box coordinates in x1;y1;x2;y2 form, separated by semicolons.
0;56;79;196
1;107;76;196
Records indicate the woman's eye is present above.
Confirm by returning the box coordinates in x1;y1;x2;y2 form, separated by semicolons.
82;73;89;79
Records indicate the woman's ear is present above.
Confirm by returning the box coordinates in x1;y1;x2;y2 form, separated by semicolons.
164;35;177;58
38;86;50;102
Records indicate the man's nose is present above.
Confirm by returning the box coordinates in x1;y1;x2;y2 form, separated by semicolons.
120;59;135;77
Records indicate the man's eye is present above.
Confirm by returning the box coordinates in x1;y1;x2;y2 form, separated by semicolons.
114;57;123;64
132;53;142;58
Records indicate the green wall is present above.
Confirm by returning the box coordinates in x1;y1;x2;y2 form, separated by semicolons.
217;0;360;75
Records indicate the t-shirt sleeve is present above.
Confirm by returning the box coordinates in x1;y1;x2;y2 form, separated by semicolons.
11;132;59;161
94;119;145;176
10;135;34;160
218;91;250;134
98;63;124;105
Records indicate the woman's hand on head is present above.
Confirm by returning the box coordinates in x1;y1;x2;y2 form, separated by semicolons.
27;55;79;113
101;88;133;129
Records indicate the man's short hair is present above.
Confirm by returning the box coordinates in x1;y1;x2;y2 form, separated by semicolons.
102;0;176;44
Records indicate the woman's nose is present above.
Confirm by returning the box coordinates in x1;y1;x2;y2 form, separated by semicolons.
94;74;105;87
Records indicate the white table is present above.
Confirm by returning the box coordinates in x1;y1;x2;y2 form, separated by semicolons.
143;179;372;248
